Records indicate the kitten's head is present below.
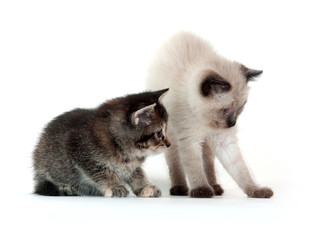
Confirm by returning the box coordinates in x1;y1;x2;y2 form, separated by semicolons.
95;89;170;158
126;89;171;154
199;62;262;129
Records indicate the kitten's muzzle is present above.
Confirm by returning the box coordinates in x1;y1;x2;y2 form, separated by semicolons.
227;112;237;128
164;138;171;148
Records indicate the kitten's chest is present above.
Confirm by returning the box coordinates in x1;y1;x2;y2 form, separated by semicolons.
109;159;143;181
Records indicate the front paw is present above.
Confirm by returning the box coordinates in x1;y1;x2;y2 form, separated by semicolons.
136;185;161;198
170;185;189;196
190;186;214;198
105;185;129;197
246;187;273;198
212;184;224;196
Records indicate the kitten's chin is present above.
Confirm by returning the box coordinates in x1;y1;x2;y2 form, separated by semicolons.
136;146;166;158
147;146;167;156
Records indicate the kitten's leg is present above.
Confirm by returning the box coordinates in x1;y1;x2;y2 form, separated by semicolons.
214;132;273;198
178;139;214;198
128;167;161;197
57;184;78;196
35;178;78;196
82;167;129;197
202;141;224;196
76;182;103;196
165;141;189;196
34;179;60;196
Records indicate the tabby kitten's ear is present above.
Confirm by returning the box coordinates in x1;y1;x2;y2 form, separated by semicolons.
241;64;263;82
131;103;156;126
153;88;170;102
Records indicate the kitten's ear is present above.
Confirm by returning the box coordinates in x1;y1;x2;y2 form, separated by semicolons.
157;88;169;102
201;77;231;96
241;64;263;82
131;103;156;126
152;88;169;102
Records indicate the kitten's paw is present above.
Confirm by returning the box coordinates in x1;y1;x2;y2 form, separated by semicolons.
137;185;161;198
212;184;224;196
170;185;189;196
104;188;113;197
246;187;273;198
190;186;214;198
58;185;78;196
110;185;129;197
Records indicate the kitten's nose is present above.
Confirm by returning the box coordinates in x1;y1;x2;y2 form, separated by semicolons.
227;113;237;128
164;139;171;148
227;119;236;128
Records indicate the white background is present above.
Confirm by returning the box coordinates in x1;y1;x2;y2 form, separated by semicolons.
1;0;322;239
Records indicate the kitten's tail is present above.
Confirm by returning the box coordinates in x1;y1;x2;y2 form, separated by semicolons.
34;180;60;196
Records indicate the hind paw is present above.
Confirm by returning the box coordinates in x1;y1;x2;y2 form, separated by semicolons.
246;187;273;198
190;186;214;198
170;185;189;196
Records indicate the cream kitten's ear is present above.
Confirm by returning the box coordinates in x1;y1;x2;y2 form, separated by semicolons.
241;65;263;82
131;103;156;126
201;77;231;96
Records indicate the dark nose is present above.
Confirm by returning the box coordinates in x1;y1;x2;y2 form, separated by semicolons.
227;119;236;127
165;139;171;148
227;115;236;128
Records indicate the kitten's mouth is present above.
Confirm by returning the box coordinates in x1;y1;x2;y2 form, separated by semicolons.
142;146;164;152
211;120;228;129
154;144;170;151
211;120;221;128
156;145;167;150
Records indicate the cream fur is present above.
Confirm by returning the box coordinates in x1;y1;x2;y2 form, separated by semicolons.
146;32;273;198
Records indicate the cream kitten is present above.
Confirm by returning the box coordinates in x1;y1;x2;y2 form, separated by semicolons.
146;32;273;198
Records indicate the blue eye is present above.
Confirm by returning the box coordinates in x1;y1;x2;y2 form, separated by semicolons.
223;108;229;114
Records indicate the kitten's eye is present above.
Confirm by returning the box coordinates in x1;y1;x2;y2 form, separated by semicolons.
223;108;229;114
156;130;162;138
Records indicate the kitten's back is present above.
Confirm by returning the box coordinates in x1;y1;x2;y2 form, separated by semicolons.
147;32;213;89
33;108;95;195
44;108;94;135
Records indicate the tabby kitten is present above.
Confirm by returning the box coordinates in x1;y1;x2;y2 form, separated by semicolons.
33;89;170;197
